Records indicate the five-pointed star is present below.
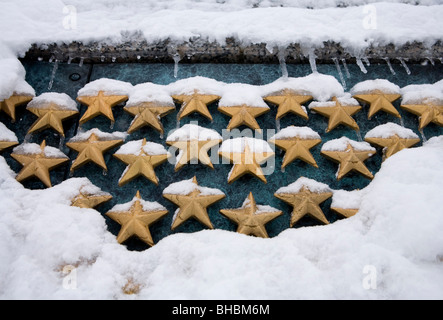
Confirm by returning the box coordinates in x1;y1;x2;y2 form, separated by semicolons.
26;102;79;137
220;192;282;238
365;134;420;160
163;176;225;230
218;144;275;184
321;143;375;180
166;138;222;171
264;90;313;120
331;207;358;219
274;186;332;226
11;140;69;188
124;102;175;135
66;132;124;172
310;97;361;132
172;90;220;121
114;138;169;186
353;93;401;119
400;102;443;130
71;192;113;209
106;191;168;246
0;94;33;122
270;137;321;169
0;140;18;153
77;91;128;124
218;104;269;132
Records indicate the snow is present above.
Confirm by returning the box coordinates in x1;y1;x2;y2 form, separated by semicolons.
167;76;225;96
351;79;401;95
126;83;175;108
219;83;269;108
1;134;443;298
365;122;420;139
331;189;363;209
77;78;133;97
27;92;78;111
68;128;128;143
401;80;443;105
219;137;274;154
0;58;35;101
269;126;321;140
166;123;222;142
238;196;281;215
308;93;360;109
0;122;18;142
321;136;376;152
12;142;68;159
275;177;332;194
109;194;167;213
162;177;225;196
115;139;169;156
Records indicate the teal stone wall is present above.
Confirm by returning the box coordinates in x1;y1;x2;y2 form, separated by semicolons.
2;60;442;251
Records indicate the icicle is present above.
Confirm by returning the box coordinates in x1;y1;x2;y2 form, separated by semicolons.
159;133;164;139
58;136;65;150
399;117;405;127
341;58;351;79
355;130;363;142
308;50;318;74
275;118;281;132
356;57;368;74
110;121;115;130
48;59;59;90
176;114;181;129
363;57;370;66
67;56;73;64
281;166;285;173
173;53;181;79
49;55;55;63
419;129;427;142
137;55;141;60
100;55;105;62
278;48;288;79
79;57;84;67
383;58;396;75
427;57;435;66
112;56;116;63
102;169;108;176
398;58;411;75
332;58;346;90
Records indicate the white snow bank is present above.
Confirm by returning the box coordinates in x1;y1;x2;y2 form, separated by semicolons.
77;78;133;97
321;136;376;152
1;135;443;298
351;79;401;95
69;128;128;142
269;126;321;140
12;142;68;158
162;177;225;196
115;139;169;156
166;123;222;142
27;92;78;111
365;122;420;139
0;122;18;142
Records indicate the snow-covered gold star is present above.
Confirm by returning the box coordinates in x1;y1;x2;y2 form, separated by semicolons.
0;94;33;122
264;90;312;120
106;191;168;246
77;91;128;124
365;134;420;160
124;102;175;135
172;90;220;121
220;192;282;238
353;92;401;119
400;101;443;130
114;138;170;186
11;140;69;188
163;176;225;230
218;104;270;132
309;96;361;132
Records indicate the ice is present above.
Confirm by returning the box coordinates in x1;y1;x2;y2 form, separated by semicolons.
384;58;396;75
341;59;351;79
172;53;181;79
278;47;288;79
398;58;411;75
356;57;368;74
332;58;347;90
79;57;84;67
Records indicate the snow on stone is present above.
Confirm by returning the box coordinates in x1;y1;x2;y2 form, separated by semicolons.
365;122;420;139
321;136;376;152
162;177;225;196
12;142;68;158
68;128;128;142
269;126;321;140
109;193;167;213
219;83;269;108
308;93;359;109
115;139;169;156
351;79;401;95
167;76;225;96
77;78;133;97
126;83;175;108
166;123;222;142
0;58;35;101
331;189;363;209
0;122;18;142
219;137;274;154
27;92;78;111
275;177;332;195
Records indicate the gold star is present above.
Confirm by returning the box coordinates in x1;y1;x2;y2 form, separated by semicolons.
220;192;282;238
274;185;332;227
264;90;313;120
321;141;375;180
106;191;168;246
400;101;443;130
11;140;69;188
70;182;113;208
310;97;361;132
77;91;128;124
66;131;124;172
365;134;420;160
124;102;175;135
330;207;358;219
26;102;79;137
218;104;270;132
353;92;401;119
269;130;321;169
0;94;33;122
172;90;220;121
218;140;275;184
114;138;169;186
162;176;225;230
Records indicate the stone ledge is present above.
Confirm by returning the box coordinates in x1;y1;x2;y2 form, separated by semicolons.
23;38;443;64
